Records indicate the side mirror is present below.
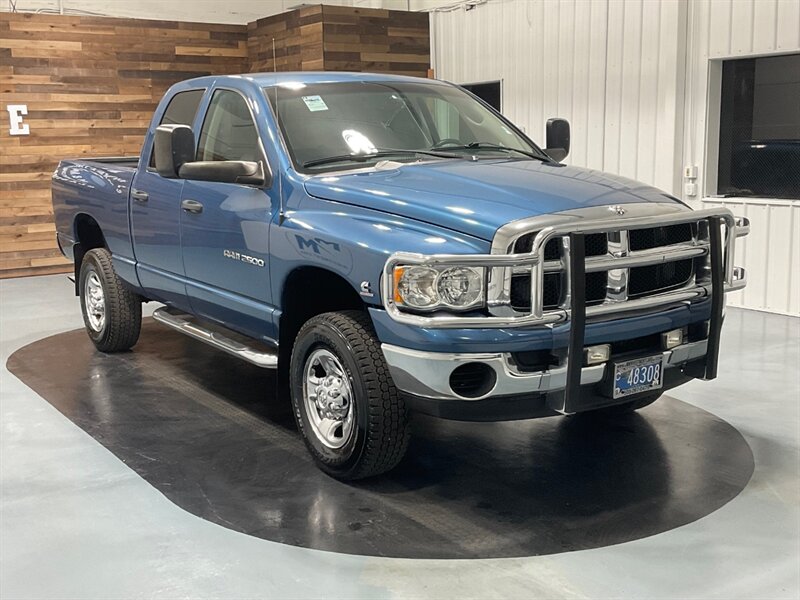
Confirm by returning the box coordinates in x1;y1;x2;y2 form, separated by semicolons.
154;124;195;178
178;160;267;186
545;118;570;162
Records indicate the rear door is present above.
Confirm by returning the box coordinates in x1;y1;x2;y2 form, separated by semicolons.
130;88;205;308
179;88;277;340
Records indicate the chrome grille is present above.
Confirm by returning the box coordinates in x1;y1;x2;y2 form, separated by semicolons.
513;234;561;259
514;232;608;258
629;222;693;251
628;259;694;298
508;224;698;312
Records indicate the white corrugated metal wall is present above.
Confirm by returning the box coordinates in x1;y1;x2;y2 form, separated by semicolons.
686;0;800;315
431;0;686;191
430;0;800;315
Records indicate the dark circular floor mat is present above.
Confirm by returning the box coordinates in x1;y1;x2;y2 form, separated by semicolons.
7;319;754;559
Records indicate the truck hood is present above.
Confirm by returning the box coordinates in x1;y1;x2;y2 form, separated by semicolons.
303;159;683;241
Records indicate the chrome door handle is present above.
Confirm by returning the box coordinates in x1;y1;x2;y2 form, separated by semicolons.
181;199;203;214
131;189;149;203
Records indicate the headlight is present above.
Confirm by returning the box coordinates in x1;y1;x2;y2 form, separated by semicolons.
393;265;485;311
395;266;439;308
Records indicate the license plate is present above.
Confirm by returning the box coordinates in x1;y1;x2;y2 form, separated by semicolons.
613;355;664;399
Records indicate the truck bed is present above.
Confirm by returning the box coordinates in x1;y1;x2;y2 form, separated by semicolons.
52;157;138;269
84;156;140;169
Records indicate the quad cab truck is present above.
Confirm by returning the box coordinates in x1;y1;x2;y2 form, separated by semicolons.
52;73;750;480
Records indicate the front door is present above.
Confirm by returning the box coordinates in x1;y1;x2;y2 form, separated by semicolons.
179;88;276;341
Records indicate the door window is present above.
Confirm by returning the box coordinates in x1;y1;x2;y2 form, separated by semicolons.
148;89;204;168
197;90;261;162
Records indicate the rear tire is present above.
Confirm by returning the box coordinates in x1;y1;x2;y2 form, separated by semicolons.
79;248;141;352
290;310;410;480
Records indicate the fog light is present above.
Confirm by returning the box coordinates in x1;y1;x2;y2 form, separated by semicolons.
662;328;684;349
584;344;611;365
449;362;497;398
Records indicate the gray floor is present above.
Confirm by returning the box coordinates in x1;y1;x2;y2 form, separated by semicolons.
1;274;798;599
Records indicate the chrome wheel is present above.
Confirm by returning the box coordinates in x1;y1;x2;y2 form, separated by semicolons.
302;348;354;449
84;270;106;332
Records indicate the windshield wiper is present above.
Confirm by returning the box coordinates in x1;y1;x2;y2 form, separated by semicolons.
436;142;550;161
302;148;462;169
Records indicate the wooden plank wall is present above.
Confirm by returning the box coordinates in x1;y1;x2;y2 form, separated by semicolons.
321;5;430;77
248;5;430;77
0;5;430;278
247;5;324;72
0;13;247;278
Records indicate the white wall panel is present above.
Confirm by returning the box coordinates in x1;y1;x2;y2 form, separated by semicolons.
432;0;685;194
684;0;800;203
702;199;800;315
684;0;799;315
777;0;800;50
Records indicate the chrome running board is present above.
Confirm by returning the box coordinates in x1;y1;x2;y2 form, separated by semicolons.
152;307;278;369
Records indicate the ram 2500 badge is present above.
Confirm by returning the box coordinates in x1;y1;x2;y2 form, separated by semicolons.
52;73;749;480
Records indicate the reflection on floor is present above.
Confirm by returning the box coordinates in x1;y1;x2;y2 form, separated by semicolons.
8;320;753;558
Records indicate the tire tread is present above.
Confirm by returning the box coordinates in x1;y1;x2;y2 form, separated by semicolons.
81;248;141;352
293;310;410;480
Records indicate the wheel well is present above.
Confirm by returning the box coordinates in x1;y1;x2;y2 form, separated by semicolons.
72;214;106;294
277;267;366;384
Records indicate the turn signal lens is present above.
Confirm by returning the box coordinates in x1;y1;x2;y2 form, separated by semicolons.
393;266;405;304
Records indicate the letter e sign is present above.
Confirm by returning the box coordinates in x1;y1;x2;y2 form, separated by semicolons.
7;104;30;136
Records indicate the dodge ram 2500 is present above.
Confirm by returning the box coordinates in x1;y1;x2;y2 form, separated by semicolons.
52;72;750;480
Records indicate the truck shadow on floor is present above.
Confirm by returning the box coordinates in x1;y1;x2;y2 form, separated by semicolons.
7;319;755;559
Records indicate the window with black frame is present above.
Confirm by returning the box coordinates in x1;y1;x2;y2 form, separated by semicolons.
462;81;501;112
717;53;800;199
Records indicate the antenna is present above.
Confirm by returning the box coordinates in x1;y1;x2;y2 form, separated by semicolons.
272;37;286;224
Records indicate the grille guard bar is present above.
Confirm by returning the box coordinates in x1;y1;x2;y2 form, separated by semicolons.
381;207;749;329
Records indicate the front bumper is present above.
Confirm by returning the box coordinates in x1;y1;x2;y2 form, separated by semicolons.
382;338;707;403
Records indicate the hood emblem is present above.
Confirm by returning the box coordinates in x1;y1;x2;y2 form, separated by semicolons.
608;205;626;216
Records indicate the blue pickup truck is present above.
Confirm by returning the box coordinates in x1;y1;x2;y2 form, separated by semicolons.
52;72;749;480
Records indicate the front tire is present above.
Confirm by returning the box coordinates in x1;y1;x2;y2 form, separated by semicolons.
290;310;410;480
79;248;141;352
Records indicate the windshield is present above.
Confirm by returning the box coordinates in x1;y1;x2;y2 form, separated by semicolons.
265;81;546;173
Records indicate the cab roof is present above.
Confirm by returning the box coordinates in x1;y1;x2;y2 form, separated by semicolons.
182;71;448;88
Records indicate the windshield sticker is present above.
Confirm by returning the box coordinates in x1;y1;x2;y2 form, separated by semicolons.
302;95;329;112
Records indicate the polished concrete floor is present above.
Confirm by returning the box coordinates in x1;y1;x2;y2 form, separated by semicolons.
1;274;799;598
7;322;756;560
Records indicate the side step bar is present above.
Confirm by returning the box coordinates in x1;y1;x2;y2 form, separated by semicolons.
152;307;278;369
